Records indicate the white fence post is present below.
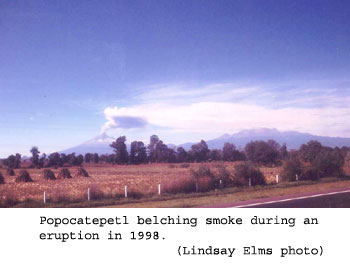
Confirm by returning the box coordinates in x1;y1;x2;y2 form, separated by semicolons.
43;192;46;204
219;179;222;188
296;174;299;181
158;184;161;195
125;185;128;198
249;178;251;187
276;174;279;183
88;188;90;201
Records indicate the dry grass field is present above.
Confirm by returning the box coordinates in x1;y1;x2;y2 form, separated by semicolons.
0;162;283;206
0;159;350;207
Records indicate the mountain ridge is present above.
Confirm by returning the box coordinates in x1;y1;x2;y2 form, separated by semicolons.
60;128;350;155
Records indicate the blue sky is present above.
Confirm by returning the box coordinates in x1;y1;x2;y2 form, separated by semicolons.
0;0;350;157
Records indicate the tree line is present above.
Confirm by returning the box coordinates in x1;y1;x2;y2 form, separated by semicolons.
1;135;349;176
281;140;349;181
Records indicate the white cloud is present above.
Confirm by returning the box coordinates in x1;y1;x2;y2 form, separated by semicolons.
101;81;350;139
102;101;350;138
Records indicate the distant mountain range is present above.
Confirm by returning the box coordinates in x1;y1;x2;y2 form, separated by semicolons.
179;128;350;150
60;128;350;155
60;133;115;155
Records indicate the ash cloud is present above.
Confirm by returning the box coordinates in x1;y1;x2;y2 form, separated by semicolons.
101;113;148;134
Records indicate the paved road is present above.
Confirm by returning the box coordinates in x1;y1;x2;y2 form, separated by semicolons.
202;187;350;208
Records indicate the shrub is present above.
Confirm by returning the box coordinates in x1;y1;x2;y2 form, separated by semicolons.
301;168;320;181
0;172;5;184
57;168;72;179
215;165;232;187
190;165;216;192
6;168;15;176
164;177;196;194
281;158;303;181
233;163;265;186
312;149;344;178
168;164;177;168
43;169;56;180
191;165;214;179
74;167;89;177
15;170;33;183
196;176;216;192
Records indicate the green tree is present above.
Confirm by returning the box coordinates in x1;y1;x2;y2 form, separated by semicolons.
299;140;323;163
312;148;344;177
279;143;288;160
76;154;84;166
245;140;280;165
110;136;129;164
93;153;99;163
154;140;168;162
84;153;92;163
189;140;209;162
209;149;222;161
60;153;68;165
38;153;46;168
233;163;265;186
176;147;188;162
222;142;245;161
48;152;61;167
130;141;147;164
281;156;303;181
148;135;160;162
223;142;236;161
3;154;21;169
30;146;40;168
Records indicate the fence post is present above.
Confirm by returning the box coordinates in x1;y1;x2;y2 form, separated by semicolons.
158;184;161;195
249;178;251;187
195;182;199;192
88;188;90;201
43;191;46;204
276;174;279;183
296;174;299;181
125;185;128;198
219;179;222;188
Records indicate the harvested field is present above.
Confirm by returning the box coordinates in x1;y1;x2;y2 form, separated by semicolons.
0;161;338;206
74;167;89;177
0;162;245;204
6;168;15;176
43;169;56;180
15;170;33;183
57;168;72;179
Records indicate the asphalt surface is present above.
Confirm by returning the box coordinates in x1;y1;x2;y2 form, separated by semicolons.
202;187;350;208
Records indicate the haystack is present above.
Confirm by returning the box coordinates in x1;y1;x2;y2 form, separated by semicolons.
0;172;5;184
15;170;33;183
43;169;56;180
74;167;89;177
57;168;72;179
6;168;15;176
